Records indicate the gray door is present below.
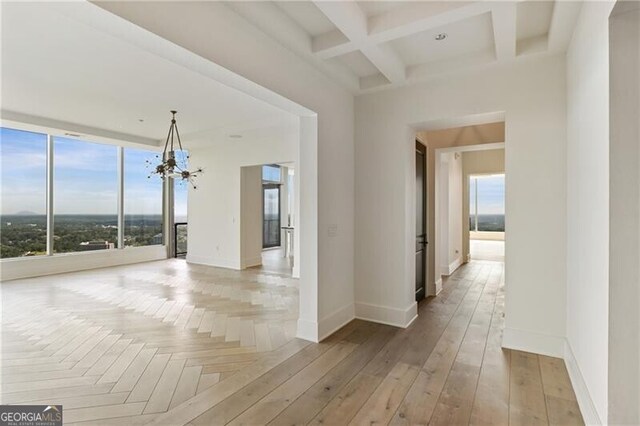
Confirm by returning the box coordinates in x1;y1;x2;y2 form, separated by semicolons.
416;141;427;301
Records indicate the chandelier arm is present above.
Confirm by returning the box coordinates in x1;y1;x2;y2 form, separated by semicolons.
162;123;173;156
170;122;176;152
174;122;185;153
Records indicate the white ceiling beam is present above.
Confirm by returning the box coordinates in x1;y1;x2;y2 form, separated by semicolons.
225;1;360;92
312;29;356;59
359;73;389;91
360;44;406;84
491;2;517;61
312;2;491;60
312;1;406;84
547;0;583;53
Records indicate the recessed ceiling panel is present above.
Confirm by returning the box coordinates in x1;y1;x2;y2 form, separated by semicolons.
516;0;554;41
385;12;494;67
356;1;411;18
274;1;338;36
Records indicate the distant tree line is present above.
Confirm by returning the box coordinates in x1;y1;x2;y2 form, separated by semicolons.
469;214;505;232
0;215;163;258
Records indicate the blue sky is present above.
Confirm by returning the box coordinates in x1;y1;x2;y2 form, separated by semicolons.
469;175;505;215
1;127;184;216
1;127;47;214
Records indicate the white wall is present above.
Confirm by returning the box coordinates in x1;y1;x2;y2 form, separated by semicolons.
608;2;640;424
438;154;450;276
447;153;463;272
97;1;356;341
565;2;615;423
355;55;568;355
437;152;463;277
240;165;263;269
187;123;297;270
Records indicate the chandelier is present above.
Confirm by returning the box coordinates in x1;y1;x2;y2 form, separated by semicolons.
149;110;202;188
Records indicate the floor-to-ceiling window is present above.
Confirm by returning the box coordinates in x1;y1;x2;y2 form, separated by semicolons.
124;148;163;247
54;137;118;253
469;174;505;262
174;152;189;257
0;125;165;259
0;128;47;258
469;174;505;232
262;165;281;249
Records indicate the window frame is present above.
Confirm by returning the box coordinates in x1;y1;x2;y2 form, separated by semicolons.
0;121;167;261
262;164;281;183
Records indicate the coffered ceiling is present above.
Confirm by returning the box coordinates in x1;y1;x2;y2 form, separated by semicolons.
226;0;582;94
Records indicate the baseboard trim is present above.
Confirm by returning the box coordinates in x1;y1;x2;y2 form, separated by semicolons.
296;318;318;342
501;327;565;358
441;257;463;276
186;254;241;270
435;278;443;295
355;301;417;328
318;303;355;341
240;256;262;269
564;340;603;425
448;256;463;275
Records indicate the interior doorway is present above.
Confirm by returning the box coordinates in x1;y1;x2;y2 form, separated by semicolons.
257;163;295;276
415;140;427;301
469;173;505;262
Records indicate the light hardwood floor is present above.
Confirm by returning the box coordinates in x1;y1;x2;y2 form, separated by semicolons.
0;259;582;425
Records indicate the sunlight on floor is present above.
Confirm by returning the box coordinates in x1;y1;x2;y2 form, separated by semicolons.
470;239;504;262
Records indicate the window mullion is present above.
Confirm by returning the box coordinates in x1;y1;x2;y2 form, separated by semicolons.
117;146;124;249
46;135;54;255
164;176;174;258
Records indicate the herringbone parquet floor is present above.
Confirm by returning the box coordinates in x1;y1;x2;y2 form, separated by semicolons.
0;259;298;424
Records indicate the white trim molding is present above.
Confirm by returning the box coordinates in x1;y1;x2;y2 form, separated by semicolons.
355;301;417;328
318;303;355;341
435;278;443;295
240;256;262;270
441;256;463;276
1;245;167;282
296;318;319;342
501;327;565;358
186;254;241;270
564;341;603;425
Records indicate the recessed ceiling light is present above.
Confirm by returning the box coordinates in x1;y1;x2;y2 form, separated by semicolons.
435;33;447;41
229;134;243;139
